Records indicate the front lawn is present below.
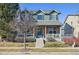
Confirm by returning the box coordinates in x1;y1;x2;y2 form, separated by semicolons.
44;42;69;47
0;41;75;47
0;42;35;47
0;42;78;52
0;47;79;52
28;48;79;52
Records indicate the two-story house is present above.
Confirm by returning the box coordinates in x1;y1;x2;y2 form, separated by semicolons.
16;9;62;41
30;10;62;41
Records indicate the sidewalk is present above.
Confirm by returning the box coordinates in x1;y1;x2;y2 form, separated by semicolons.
0;47;79;52
0;47;79;49
0;47;79;54
0;52;79;55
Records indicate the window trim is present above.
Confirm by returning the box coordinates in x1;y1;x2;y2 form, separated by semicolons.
48;27;56;34
50;15;57;20
37;15;44;20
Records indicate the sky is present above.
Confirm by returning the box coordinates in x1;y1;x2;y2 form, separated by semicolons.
19;3;79;23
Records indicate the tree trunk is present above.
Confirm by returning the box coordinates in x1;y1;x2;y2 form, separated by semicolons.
24;33;26;50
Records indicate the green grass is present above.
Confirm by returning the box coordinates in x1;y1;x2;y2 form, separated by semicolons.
44;42;69;47
0;42;78;52
0;49;23;52
28;48;79;52
0;42;35;47
0;48;78;52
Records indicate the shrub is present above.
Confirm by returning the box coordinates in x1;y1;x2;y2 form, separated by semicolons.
44;42;69;47
15;37;36;42
47;37;56;42
65;42;79;47
64;38;79;43
25;37;36;42
75;43;79;47
65;42;73;46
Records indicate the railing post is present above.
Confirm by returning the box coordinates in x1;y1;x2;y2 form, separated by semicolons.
45;26;47;38
24;33;26;50
33;28;35;38
59;27;62;41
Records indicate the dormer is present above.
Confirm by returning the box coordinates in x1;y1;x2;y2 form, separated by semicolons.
32;10;61;21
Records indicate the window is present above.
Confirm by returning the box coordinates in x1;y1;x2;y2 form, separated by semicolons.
50;15;57;20
48;27;56;34
37;15;44;20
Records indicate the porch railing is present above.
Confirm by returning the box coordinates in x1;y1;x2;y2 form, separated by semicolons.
63;34;73;38
46;34;60;38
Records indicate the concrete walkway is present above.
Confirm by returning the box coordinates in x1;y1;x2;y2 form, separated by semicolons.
0;46;79;49
35;38;44;48
0;47;79;55
0;52;79;55
0;47;79;49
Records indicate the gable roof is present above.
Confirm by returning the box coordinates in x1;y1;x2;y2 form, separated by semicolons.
64;14;79;23
28;9;61;15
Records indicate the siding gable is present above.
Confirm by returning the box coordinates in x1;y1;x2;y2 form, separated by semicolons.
35;10;44;15
32;10;60;20
51;12;58;15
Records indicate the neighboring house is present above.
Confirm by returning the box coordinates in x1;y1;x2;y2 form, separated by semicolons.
64;14;79;38
17;9;62;41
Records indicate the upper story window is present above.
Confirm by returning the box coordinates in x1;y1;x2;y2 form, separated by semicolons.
37;15;44;20
50;15;57;20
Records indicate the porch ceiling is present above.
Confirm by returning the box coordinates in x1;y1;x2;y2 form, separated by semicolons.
36;20;62;26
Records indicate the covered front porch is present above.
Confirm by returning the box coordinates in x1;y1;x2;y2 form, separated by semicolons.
33;25;61;39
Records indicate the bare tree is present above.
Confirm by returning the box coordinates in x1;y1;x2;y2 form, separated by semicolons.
14;9;37;50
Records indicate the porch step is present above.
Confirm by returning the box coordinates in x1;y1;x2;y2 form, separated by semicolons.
35;38;44;48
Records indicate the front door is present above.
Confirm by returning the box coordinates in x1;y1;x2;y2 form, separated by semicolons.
35;27;44;38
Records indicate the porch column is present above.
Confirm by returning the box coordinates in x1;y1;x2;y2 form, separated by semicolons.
45;26;47;37
59;27;62;41
33;28;35;38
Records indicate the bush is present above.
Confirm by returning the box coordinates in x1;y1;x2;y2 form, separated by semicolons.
44;42;69;47
75;43;79;47
47;37;56;42
65;42;73;46
65;42;79;47
15;37;36;42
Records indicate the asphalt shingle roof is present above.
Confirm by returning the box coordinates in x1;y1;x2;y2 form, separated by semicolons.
36;20;61;26
28;9;61;14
